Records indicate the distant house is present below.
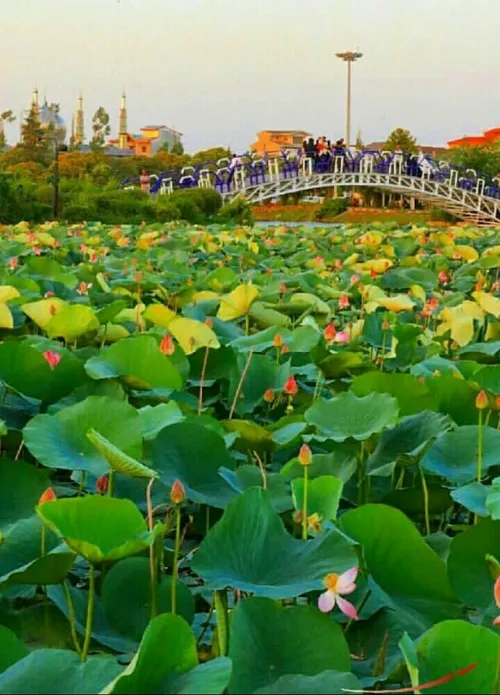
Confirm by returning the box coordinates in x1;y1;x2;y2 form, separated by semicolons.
448;128;500;149
106;94;183;157
365;141;448;158
251;130;312;156
108;125;183;158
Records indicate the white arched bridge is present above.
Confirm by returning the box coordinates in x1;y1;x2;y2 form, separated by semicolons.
121;150;500;225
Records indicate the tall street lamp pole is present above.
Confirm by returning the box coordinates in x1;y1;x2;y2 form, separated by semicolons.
336;51;363;147
44;136;68;219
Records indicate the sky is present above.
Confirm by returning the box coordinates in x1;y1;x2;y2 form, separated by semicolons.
1;0;499;153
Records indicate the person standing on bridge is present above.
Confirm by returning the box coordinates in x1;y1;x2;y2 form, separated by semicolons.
230;153;242;169
140;169;151;194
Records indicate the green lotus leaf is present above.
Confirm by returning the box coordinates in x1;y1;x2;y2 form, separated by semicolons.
228;598;350;694
341;504;459;631
24;395;143;477
45;304;100;341
192;487;356;599
152;422;236;508
418;621;499;694
36;496;163;564
305;391;399;442
86;429;157;479
0;341;86;403
421;426;500;485
0;650;123;695
102;558;194;641
85;335;183;391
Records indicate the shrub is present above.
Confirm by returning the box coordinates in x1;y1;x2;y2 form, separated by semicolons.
216;198;254;225
429;208;459;223
316;197;349;220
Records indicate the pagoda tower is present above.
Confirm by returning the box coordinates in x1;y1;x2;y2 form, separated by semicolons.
118;92;128;149
74;94;84;145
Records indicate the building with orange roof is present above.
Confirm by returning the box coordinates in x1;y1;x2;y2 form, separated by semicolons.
107;94;183;157
251;129;312;156
448;127;500;149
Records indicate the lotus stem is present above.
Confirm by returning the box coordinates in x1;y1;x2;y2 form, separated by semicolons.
229;350;254;420
477;409;484;482
418;464;431;536
63;580;81;655
302;466;309;540
81;565;95;663
107;470;115;498
253;450;267;489
40;524;47;557
146;478;157;619
198;346;210;415
171;505;181;615
214;589;229;656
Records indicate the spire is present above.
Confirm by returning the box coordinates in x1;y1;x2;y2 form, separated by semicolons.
118;91;128;149
75;93;84;145
32;88;39;108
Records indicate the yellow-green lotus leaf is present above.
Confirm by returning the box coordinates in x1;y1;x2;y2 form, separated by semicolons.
357;258;393;275
143;304;176;328
0;304;13;329
483;246;500;258
437;304;480;347
36;232;56;247
0;286;20;303
192;291;220;304
473;291;500;318
168;317;220;355
343;253;360;267
454;245;479;262
98;324;130;343
115;304;146;330
410;284;427;301
46;305;100;341
22;298;67;329
217;283;259;321
377;294;415;313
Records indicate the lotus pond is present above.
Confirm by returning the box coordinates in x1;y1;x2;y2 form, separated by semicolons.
2;220;500;693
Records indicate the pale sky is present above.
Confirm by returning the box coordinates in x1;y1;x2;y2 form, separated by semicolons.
1;0;498;152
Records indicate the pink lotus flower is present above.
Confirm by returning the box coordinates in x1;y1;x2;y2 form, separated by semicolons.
318;567;358;619
438;270;449;285
338;294;350;310
9;257;18;271
334;330;350;344
43;350;61;370
33;246;42;256
493;576;500;626
350;274;360;285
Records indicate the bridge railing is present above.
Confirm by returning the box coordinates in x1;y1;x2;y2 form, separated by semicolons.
120;149;500;202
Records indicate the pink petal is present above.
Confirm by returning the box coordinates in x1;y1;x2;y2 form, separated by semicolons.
494;577;500;608
318;590;336;613
494;615;500;626
337;596;359;620
337;566;358;593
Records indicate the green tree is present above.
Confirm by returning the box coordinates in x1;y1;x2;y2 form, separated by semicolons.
20;105;48;162
0;110;16;148
171;140;184;155
90;107;111;152
384;127;418;154
444;144;500;178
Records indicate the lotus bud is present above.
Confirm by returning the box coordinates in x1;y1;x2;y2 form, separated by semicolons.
476;390;489;410
324;323;336;344
273;334;284;348
43;350;61;370
39;487;56;505
96;475;109;495
263;388;275;403
283;376;298;396
170;479;186;505
159;334;175;356
298;443;312;467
